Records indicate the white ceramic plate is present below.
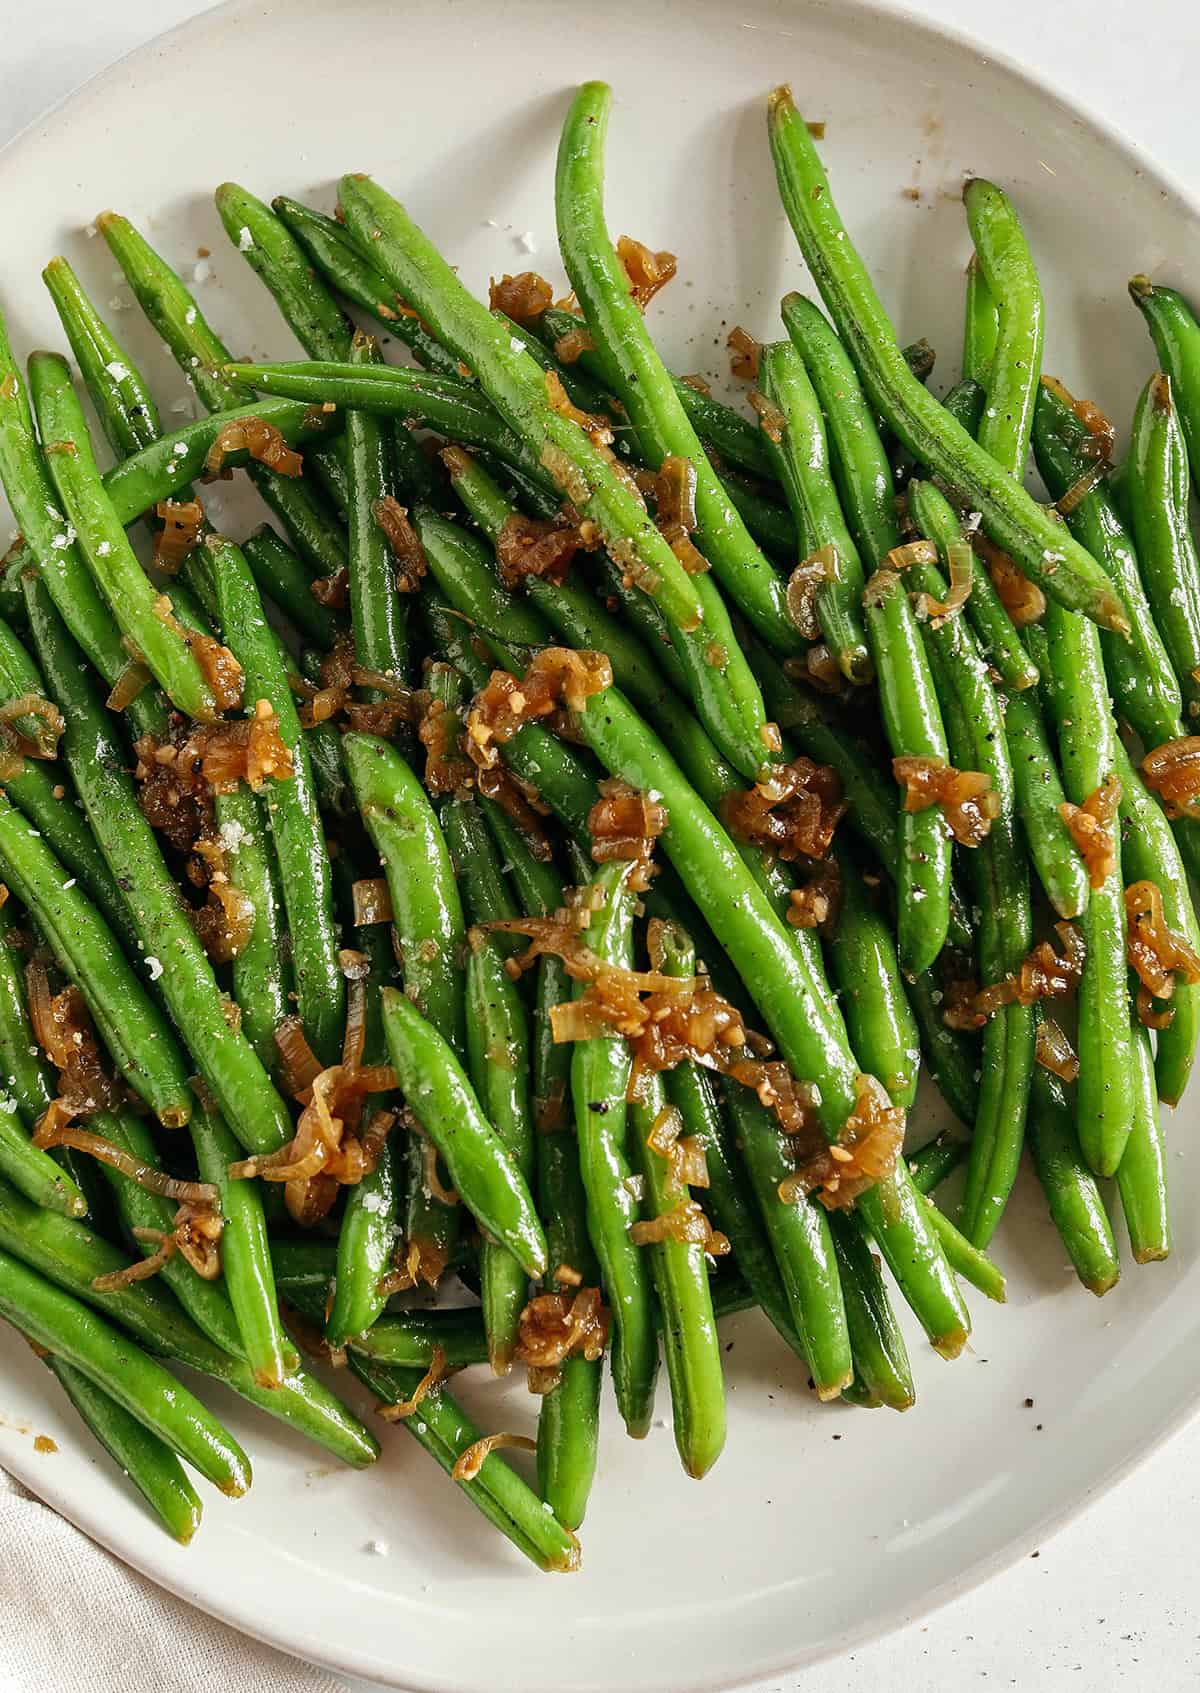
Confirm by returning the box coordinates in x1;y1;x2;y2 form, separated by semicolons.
2;1;1199;1688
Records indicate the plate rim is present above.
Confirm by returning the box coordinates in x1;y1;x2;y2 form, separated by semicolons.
2;1;1199;1688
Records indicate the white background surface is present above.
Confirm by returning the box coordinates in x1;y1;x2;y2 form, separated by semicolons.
2;3;1199;1689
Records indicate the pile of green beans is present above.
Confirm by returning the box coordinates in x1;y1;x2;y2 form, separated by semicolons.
0;74;1194;1571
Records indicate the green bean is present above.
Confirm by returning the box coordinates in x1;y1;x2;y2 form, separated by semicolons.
902;971;980;1126
305;710;356;822
199;535;345;1063
827;1212;915;1411
1026;1063;1120;1295
629;1070;725;1477
98;211;347;580
331;1339;580;1572
45;1354;203;1543
556;84;798;658
902;483;1033;1245
962;254;999;386
959;538;1042;694
1117;1021;1170;1264
213;782;291;1074
0;608;67;749
26;352;220;721
271;195;465;377
860;567;953;977
766;91;1128;632
43;255;162;462
0;934;54;1131
719;1080;851;1395
1040;596;1135;1177
336;173;774;780
242;525;343;649
215;181;353;360
322;865;398;1349
444;796;533;1374
908;1132;968;1195
344;730;464;1046
756;338;870;676
965;179;1043;480
189;1103;290;1390
1;1170;377;1466
0;792;192;1123
1033;377;1185;752
826;847;920;1108
1129;274;1200;499
0;1098;86;1219
566;861;659;1435
0;1243;250;1494
344;330;409;682
1126;371;1200;721
342;1306;490;1371
1111;735;1200;1106
101;396;340;525
0;311;167;741
780;292;899;571
380;985;545;1275
942;377;987;437
710;468;794;560
917;1195;1006;1303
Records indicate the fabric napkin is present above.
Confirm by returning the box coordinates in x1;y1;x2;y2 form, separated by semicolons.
0;1467;347;1693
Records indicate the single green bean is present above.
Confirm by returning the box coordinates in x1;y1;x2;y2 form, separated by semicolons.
345;330;408;682
190;1104;290;1391
1117;1022;1170;1264
965;179;1043;481
381;987;545;1275
629;1070;726;1477
1126;371;1200;720
860;566;953;977
902;971;980;1126
1026;1063;1120;1294
1040;596;1136;1177
1111;735;1200;1106
766;91;1128;632
909;1132;968;1194
962;254;999;386
826;846;920;1108
242;525;343;648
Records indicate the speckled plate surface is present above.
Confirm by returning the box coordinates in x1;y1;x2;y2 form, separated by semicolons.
1;1;1199;1688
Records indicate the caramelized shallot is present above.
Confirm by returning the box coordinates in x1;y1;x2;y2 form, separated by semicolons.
726;326;760;381
1142;736;1200;819
464;650;612;770
1059;773;1121;888
372;496;428;593
586;779;667;890
204;416;302;478
1035;1015;1079;1082
893;754;998;847
153;499;204;572
973;532;1046;626
785;546;836;638
451;1431;536;1482
721;756;846;862
488;271;552;324
1125;880;1200;1027
616;235;676;309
